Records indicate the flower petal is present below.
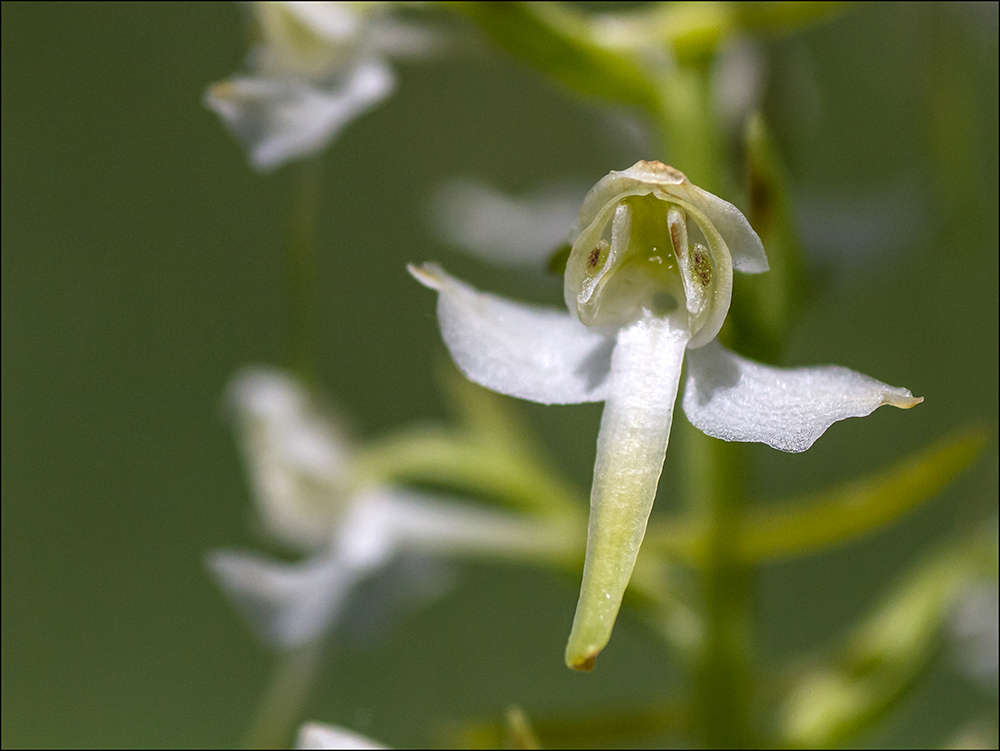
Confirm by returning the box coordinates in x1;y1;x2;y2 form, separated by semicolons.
430;178;585;266
253;1;367;78
228;367;352;550
565;316;690;670
618;161;768;273
683;342;923;453
409;263;613;404
204;60;393;171
372;489;576;560
296;721;388;750
681;181;768;273
207;544;372;647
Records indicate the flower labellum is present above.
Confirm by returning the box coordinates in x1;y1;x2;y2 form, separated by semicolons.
411;161;922;671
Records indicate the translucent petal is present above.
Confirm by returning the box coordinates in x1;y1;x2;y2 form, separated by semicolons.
209;487;569;646
681;181;768;273
204;60;393;171
253;1;366;78
207;489;402;646
565;161;754;344
665;197;734;347
683;341;923;453
410;263;613;404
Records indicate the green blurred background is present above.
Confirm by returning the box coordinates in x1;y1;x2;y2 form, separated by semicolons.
2;3;997;747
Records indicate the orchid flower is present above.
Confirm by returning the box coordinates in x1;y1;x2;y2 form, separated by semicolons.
206;2;432;170
411;160;923;670
209;367;567;647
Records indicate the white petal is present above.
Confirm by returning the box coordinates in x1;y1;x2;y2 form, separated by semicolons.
369;16;443;59
682;181;768;274
369;489;575;559
277;3;366;44
296;722;387;750
950;581;999;684
204;61;393;171
566;316;690;670
228;367;351;549
683;342;923;453
207;545;366;646
409;263;613;404
712;39;766;132
430;178;584;266
208;491;403;646
250;1;365;79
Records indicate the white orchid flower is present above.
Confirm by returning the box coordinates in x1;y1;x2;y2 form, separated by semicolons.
209;367;567;647
410;160;923;670
206;2;432;170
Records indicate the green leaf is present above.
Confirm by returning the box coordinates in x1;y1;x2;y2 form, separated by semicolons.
449;2;660;113
738;426;988;562
643;427;988;564
776;527;998;747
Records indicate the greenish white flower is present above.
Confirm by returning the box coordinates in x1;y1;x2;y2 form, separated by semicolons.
411;161;923;670
209;367;565;646
205;2;431;170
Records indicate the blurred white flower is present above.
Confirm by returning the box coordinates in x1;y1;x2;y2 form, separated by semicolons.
296;721;386;749
412;160;923;670
950;524;999;688
210;367;568;647
711;39;766;132
430;178;589;267
206;2;434;170
226;366;353;550
950;580;999;685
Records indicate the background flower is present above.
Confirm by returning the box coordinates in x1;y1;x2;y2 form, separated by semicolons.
205;2;435;170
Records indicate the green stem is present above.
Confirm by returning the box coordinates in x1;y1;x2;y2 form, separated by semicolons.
284;158;322;386
655;57;755;746
655;64;720;191
684;426;755;748
355;427;584;520
244;640;325;749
